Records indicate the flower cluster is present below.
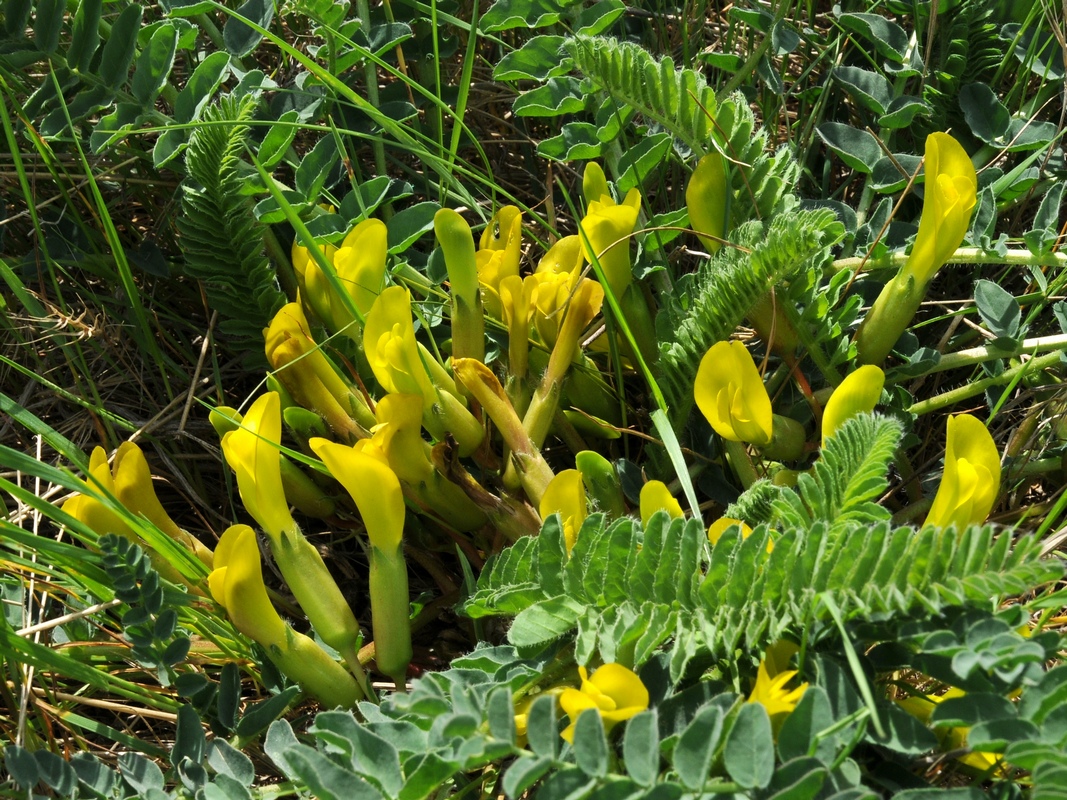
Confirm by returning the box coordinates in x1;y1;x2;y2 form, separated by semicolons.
59;134;996;723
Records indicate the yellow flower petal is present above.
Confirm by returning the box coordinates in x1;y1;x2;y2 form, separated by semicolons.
925;414;1000;530
112;442;184;541
540;469;587;554
334;218;388;316
821;365;885;445
580;199;639;299
560;662;649;743
695;341;773;446
906;133;978;286
220;393;295;541
311;439;406;553
639;480;684;526
363;287;437;405
536;236;583;276
209;524;287;648
707;517;752;545
748;657;808;728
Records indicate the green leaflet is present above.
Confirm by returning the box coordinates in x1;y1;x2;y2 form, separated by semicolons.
656;210;843;424
563;35;798;224
772;413;901;529
461;414;1062;681
178;96;286;360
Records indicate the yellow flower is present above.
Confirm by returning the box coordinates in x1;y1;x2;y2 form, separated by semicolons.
518;276;605;458
336;219;389;316
112;442;214;566
748;649;807;730
304;219;388;333
896;689;1003;775
499;274;537;384
265;302;371;436
855;133;978;365
639;480;684;527
536;235;583;276
363;286;441;406
208;524;287;649
362;393;428;482
291;239;337;285
359;394;486;531
540;469;587;554
579;187;641;299
308;440;412;685
476;205;523;318
363;286;484;455
63;447;135;541
686;152;728;253
906;133;979;287
821;365;885;445
311;440;406;554
221;395;364;667
695;341;773;446
528;269;579;349
559;663;649;743
220;392;295;541
209;524;363;707
707;517;753;545
924;414;1001;531
111;443;182;541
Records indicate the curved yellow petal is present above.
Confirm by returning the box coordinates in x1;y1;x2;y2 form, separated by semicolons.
707;517;753;545
536;235;583;276
686;152;728;253
560;662;649;742
695;341;773;446
209;524;286;648
588;663;650;712
582;162;610;207
113;442;183;540
821;365;885;445
580;199;639;299
924;414;1000;530
639;480;684;526
363;286;437;404
540;469;587;554
478;205;522;285
907;133;978;286
334;218;388;316
220;392;295;540
311;439;406;553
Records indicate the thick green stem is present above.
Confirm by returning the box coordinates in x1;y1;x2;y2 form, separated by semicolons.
908;349;1065;416
272;526;361;656
854;271;926;366
894;333;1067;379
722;438;759;490
833;247;1067;273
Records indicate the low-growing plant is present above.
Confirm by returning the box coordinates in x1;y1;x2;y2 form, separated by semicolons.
2;0;1066;797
